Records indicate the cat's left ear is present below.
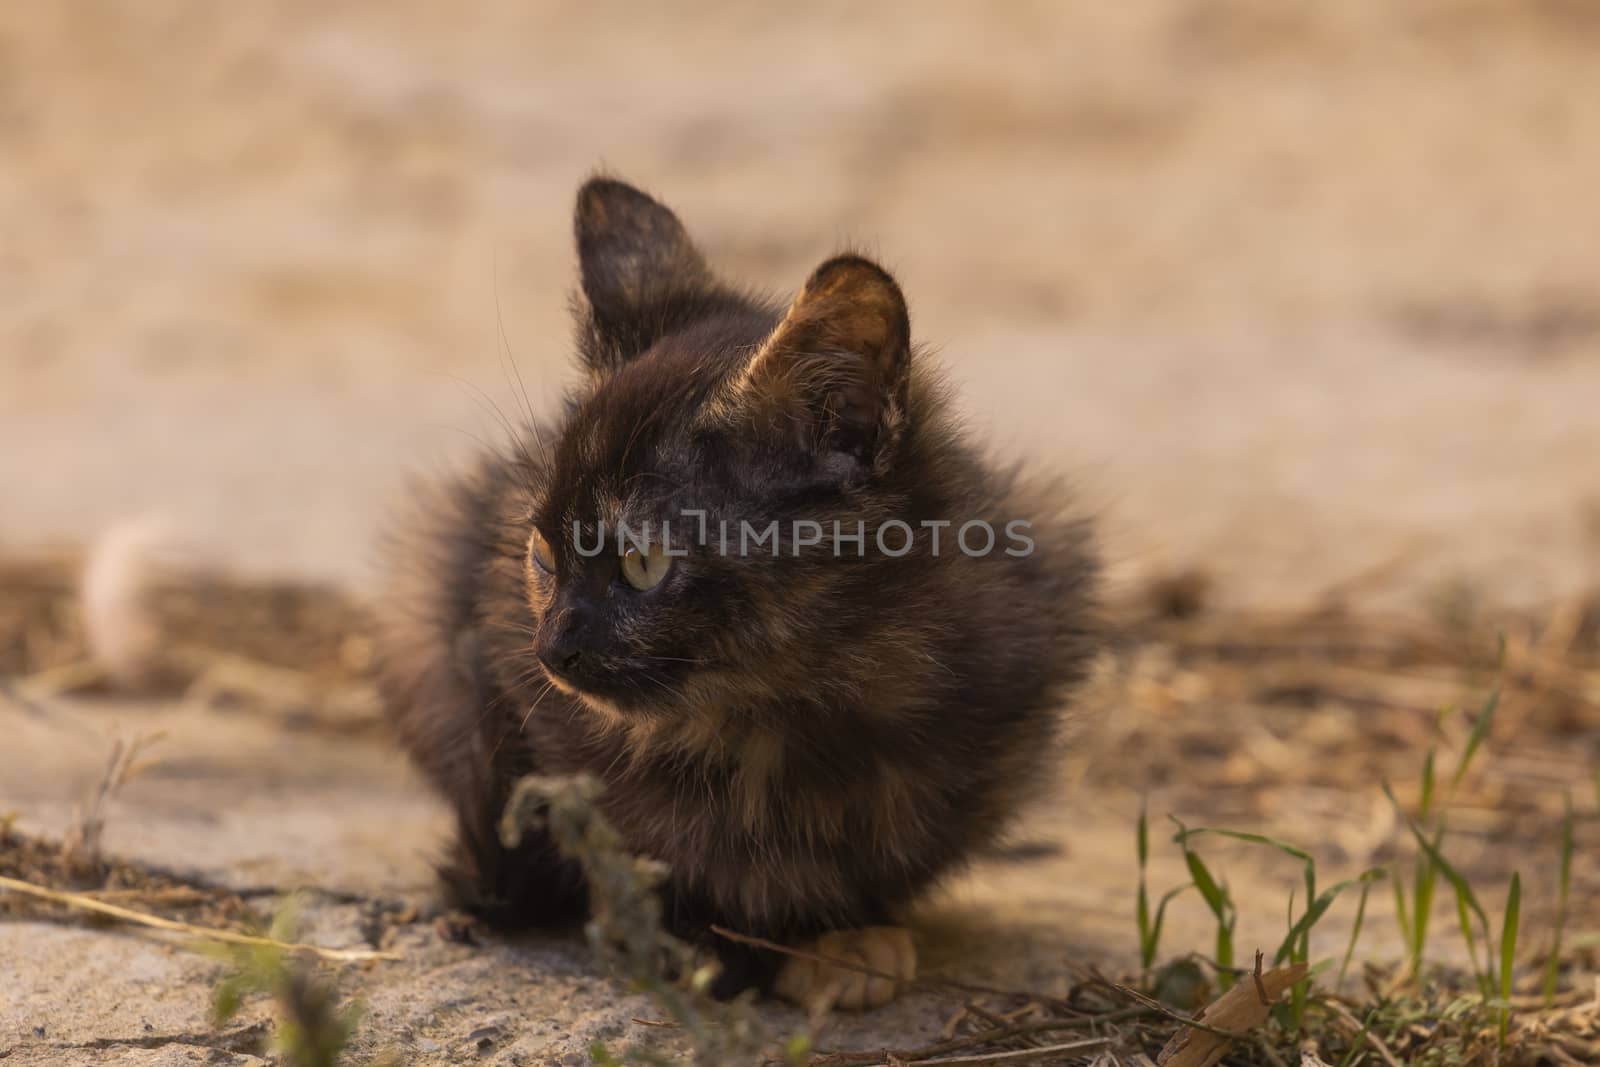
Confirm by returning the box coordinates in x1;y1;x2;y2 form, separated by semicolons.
721;254;912;472
573;177;723;373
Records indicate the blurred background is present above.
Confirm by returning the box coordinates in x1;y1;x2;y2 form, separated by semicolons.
2;2;1599;1061
3;0;1598;608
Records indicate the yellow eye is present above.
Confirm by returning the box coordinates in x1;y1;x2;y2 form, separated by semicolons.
529;528;556;574
621;541;672;591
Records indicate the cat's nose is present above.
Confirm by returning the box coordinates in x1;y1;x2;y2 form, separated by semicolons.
538;637;584;676
538;614;590;677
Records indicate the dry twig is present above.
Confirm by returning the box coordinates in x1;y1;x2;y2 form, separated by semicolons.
0;873;398;963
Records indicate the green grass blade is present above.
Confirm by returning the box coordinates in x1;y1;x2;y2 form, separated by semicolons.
1273;870;1386;966
1499;871;1521;1045
1215;920;1235;988
1454;633;1505;788
1453;684;1500;787
1385;783;1495;986
1280;884;1309;1029
1148;884;1191;970
1175;826;1315;867
1558;796;1574;904
1138;880;1152;968
1335;1009;1378;1067
1170;817;1237;989
1301;861;1316;969
1382;776;1439;975
1542;798;1574;1007
1338;876;1376;991
1412;829;1441;971
1138;800;1149;867
1392;875;1412;953
1184;850;1227;918
1137;801;1153;968
1419;748;1437;821
1453;890;1488;996
1175;824;1319;981
1176;838;1230;923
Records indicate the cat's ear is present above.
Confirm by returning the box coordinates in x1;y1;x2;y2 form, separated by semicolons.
721;254;911;471
573;177;719;373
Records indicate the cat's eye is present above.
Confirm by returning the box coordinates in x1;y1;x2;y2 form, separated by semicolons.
621;542;672;591
529;528;556;574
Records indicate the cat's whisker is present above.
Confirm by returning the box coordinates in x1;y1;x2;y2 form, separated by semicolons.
437;371;521;447
493;259;541;433
520;679;558;732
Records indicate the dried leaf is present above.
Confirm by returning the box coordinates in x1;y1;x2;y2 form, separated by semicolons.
1157;960;1308;1067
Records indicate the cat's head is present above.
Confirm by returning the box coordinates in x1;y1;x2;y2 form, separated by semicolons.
521;177;928;718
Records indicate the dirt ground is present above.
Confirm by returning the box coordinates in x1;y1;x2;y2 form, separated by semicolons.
2;2;1599;1064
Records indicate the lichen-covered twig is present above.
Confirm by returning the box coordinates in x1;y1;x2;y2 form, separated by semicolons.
500;773;794;1066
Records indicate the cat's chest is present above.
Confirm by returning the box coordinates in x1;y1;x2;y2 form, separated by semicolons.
598;734;927;865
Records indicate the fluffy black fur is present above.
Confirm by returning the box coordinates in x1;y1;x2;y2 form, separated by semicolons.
378;177;1099;997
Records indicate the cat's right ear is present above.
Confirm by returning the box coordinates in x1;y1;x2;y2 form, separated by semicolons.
703;255;912;479
573;177;719;374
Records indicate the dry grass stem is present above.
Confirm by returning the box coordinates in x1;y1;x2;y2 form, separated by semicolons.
854;1036;1111;1066
0;873;399;962
1320;1000;1403;1067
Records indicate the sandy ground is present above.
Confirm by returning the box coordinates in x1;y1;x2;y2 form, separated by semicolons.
3;1;1599;1063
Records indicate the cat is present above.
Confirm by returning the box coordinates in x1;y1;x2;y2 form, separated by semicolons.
377;176;1100;1010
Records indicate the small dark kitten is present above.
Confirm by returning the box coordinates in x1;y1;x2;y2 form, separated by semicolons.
378;177;1099;1009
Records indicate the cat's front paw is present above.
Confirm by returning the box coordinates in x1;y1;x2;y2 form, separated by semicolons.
773;926;916;1011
